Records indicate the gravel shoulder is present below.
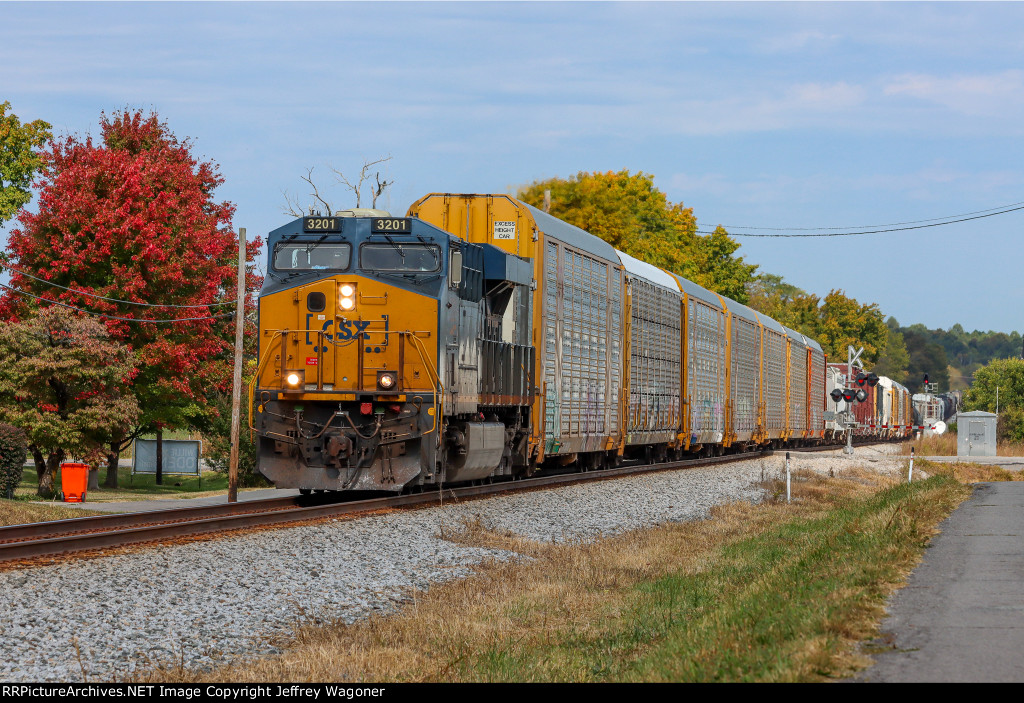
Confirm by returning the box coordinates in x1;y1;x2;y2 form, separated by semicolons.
0;445;909;682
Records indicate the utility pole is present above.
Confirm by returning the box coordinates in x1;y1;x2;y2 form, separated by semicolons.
228;227;246;503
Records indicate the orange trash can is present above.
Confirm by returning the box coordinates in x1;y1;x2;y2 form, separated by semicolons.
60;462;90;503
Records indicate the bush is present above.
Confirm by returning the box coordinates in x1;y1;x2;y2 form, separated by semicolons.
0;424;28;499
199;392;268;488
997;407;1024;443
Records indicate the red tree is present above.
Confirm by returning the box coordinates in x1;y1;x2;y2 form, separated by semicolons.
2;109;262;486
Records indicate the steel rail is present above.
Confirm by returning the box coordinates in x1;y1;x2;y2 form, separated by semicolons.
0;444;878;565
0;495;319;544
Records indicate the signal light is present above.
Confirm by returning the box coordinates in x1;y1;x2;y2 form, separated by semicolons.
842;388;857;403
856;389;868;403
830;388;844;403
855;372;867;388
924;373;929;385
867;373;879;387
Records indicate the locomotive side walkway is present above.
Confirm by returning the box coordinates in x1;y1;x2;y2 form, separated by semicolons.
855;481;1024;682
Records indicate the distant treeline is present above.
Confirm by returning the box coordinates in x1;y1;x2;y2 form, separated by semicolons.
893;322;1023;394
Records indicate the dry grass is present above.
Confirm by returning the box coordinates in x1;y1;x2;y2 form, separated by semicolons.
902;433;1024;457
0;499;104;526
916;458;1024;484
138;463;970;683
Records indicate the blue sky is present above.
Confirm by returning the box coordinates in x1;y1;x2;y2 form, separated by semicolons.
3;1;1023;332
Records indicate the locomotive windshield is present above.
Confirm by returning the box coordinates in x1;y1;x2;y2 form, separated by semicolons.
360;243;441;272
273;242;351;271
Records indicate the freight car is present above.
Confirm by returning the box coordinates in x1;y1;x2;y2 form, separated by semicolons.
251;195;891;493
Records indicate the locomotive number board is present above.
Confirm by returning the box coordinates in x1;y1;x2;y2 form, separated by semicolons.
303;217;342;232
372;217;412;233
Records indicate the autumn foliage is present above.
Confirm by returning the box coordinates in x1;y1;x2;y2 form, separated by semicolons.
1;109;261;486
0;307;138;496
518;170;758;302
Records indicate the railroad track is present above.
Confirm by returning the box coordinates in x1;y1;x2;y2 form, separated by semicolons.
0;443;890;565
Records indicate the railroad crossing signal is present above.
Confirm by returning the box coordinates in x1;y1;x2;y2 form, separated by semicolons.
831;387;868;403
855;372;879;388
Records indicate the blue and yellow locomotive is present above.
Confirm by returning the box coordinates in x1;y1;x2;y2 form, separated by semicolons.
251;210;534;492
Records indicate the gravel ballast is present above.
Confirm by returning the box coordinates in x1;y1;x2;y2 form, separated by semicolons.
0;446;909;682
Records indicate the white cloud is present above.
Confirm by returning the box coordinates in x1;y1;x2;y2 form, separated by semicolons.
883;70;1024;116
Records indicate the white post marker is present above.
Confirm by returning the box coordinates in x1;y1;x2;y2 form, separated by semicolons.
786;451;791;503
908;446;915;484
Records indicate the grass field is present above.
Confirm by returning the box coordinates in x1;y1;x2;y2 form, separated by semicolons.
0;498;104;526
11;465;254;503
144;461;985;683
901;433;1024;457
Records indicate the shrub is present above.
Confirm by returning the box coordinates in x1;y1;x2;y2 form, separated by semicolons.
997;407;1024;443
0;424;28;499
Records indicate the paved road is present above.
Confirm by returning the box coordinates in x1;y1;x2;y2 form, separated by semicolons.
60;487;301;513
855;482;1024;682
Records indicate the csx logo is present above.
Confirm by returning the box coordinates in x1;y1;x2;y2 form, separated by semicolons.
306;315;388;351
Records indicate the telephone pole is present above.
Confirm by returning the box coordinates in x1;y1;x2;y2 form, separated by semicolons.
228;227;246;503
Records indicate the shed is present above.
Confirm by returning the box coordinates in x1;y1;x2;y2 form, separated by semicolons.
957;411;998;456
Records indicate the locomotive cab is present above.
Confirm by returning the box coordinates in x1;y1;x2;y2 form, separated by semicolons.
252;212;535;493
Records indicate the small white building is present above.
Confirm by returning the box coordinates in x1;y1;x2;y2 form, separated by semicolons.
957;411;998;457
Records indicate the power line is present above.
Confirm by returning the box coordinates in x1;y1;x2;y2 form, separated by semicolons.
718;200;1024;232
2;265;249;308
0;283;235;323
696;202;1024;238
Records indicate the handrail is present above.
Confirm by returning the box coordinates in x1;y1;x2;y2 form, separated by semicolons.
248;327;444;438
248;330;284;431
404;331;444;437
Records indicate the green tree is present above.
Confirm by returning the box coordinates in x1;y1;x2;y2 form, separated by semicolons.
903;328;950;393
871;318;910;384
746;274;820;335
963;358;1024;442
195;361;265;487
518;170;757;301
0;307;139;496
963;358;1024;413
814;290;888;365
0;101;51;227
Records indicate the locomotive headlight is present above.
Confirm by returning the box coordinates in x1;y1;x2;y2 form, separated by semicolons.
286;372;301;387
377;371;397;390
339;284;356;310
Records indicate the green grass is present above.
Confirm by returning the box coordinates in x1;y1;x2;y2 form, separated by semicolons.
0;498;105;526
456;476;967;682
13;465;248;503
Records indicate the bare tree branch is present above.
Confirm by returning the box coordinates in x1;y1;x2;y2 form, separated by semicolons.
281;188;306;217
331;155;392;209
372;171;393;209
302;167;334;215
284;157;394;216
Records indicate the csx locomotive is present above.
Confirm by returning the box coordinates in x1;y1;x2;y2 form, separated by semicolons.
251;195;910;493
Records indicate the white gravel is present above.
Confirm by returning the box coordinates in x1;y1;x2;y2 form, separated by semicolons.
0;445;909;682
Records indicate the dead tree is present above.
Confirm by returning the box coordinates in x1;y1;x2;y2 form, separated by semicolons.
282;156;394;217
